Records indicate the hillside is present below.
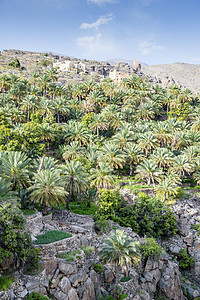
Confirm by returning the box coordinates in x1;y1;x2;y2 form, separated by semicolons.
142;62;200;92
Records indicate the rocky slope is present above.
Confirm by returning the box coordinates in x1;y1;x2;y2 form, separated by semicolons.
142;62;200;92
1;192;200;300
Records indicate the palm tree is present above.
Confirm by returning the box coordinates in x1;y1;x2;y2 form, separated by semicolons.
112;129;135;149
136;101;158;120
52;96;69;123
39;97;54;120
99;230;140;298
124;143;143;175
29;169;67;214
0;180;18;204
90;162;116;189
153;122;173;147
89;114;108;137
98;142;126;169
135;159;162;187
62;141;85;161
38;73;51;96
138;132;159;156
21;95;37;121
170;155;192;180
86;90;105;113
60;161;88;208
37;123;55;151
155;177;179;202
150;148;174;169
64;121;91;146
0;74;10;103
0;151;32;190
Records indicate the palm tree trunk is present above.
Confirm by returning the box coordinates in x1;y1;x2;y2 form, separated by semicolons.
130;162;133;176
162;192;166;203
114;264;120;298
97;127;99;137
66;178;73;209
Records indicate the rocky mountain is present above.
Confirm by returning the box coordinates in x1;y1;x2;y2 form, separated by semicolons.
142;62;200;92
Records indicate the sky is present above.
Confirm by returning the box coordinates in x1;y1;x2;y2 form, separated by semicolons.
1;0;200;65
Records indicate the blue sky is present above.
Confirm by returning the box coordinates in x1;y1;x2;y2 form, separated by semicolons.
1;0;200;64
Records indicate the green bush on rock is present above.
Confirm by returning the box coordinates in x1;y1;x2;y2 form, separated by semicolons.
0;275;14;291
27;292;48;300
177;249;194;270
140;238;163;260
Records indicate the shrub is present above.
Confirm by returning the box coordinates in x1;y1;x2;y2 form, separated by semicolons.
140;238;163;260
56;249;81;262
95;217;109;234
177;249;194;270
27;292;48;300
96;189;125;221
120;276;131;282
0;275;14;291
8;58;20;68
81;246;95;256
23;248;41;275
94;263;104;274
33;230;72;245
119;197;177;239
70;201;97;215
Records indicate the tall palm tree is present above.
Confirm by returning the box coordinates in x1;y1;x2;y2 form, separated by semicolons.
29;169;67;214
62;141;85;161
135;159;162;187
52;96;69;123
60;161;88;208
124;143;143;176
170;155;192;180
37;123;55;151
0;74;10;103
86;90;105;113
155;177;179;202
138;132;159;156
38;73;51;96
64;121;91;146
99;230;140;297
150;148;174;169
21;95;37;121
112;129;135;149
89;114;108;137
98;142;126;169
0;151;32;190
90;162;116;189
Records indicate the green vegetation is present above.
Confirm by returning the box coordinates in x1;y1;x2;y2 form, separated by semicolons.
0;275;14;291
100;230;140;298
22;208;36;215
33;230;72;245
81;246;95;256
140;238;163;260
27;292;49;300
120;276;131;282
56;249;81;261
177;249;195;270
93;263;104;274
1;59;200;279
96;190;177;238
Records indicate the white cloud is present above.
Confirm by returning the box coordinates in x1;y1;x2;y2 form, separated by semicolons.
138;37;165;55
80;13;114;30
76;33;115;59
87;0;117;5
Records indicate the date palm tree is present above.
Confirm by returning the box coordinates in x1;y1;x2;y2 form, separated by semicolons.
155;177;179;202
170;155;192;180
60;160;88;208
138;132;159;156
124;143;143;175
89;114;108;137
37;123;55;151
52;96;69;123
90;162;116;189
29;169;67;214
112;129;135;149
0;151;32;190
21;95;37;121
99;230;140;298
64;121;91;146
150;148;174;169
62;141;85;161
135;159;162;187
98;142;126;169
0;180;18;204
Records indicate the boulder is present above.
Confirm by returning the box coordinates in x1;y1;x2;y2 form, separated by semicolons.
58;277;71;294
58;261;77;275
